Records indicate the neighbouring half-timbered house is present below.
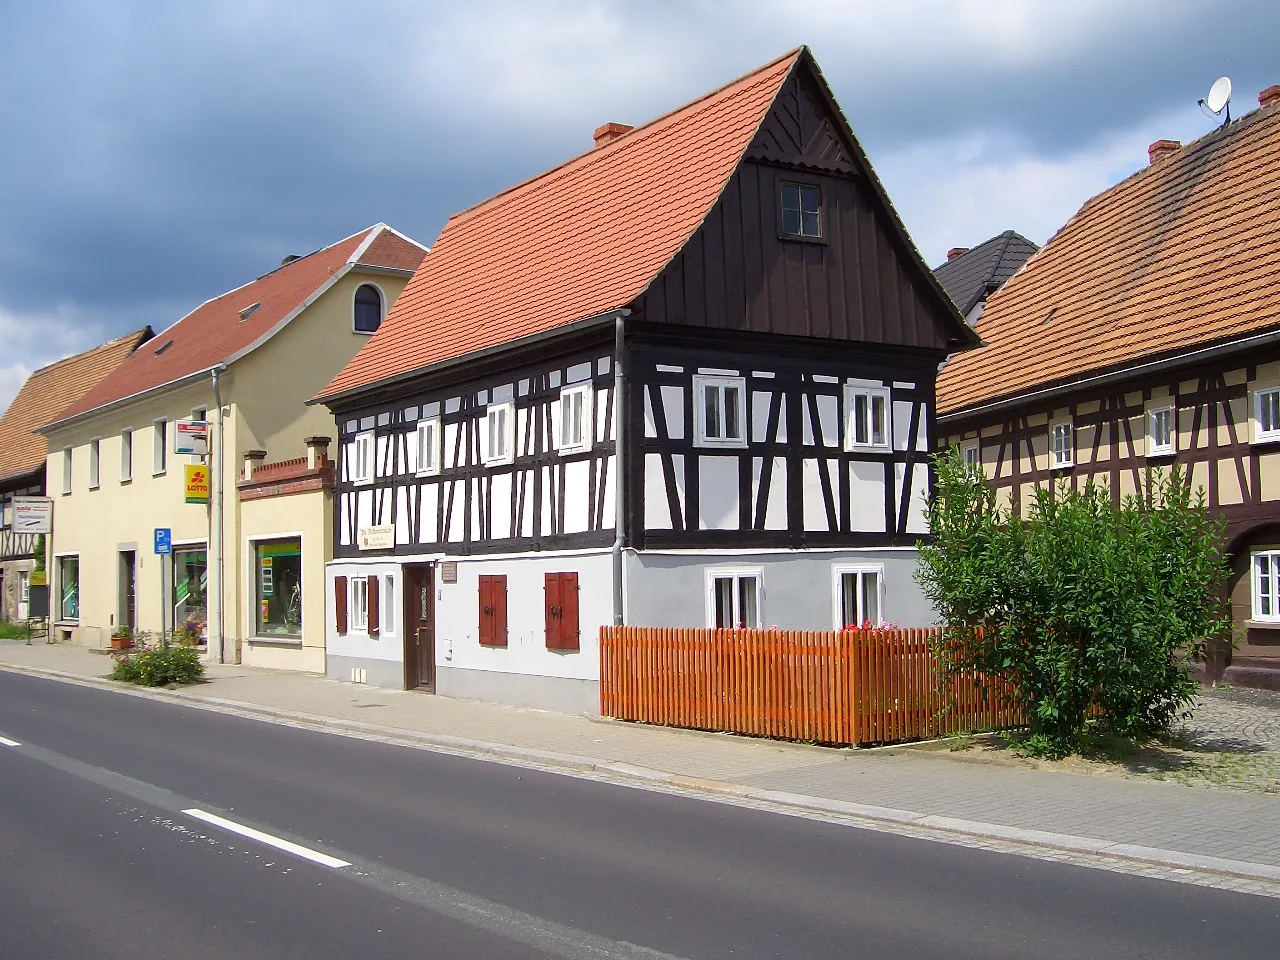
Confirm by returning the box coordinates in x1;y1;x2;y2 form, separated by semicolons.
938;84;1280;691
316;48;978;711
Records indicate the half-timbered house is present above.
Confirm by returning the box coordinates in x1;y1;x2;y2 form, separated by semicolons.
316;48;978;711
938;84;1280;691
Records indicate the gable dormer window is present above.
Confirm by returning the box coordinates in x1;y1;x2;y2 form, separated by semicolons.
781;182;822;239
354;284;384;334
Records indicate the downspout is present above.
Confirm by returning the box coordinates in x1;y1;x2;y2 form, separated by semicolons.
612;310;631;626
210;365;227;663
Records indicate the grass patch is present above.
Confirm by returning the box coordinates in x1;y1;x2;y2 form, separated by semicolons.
0;622;30;640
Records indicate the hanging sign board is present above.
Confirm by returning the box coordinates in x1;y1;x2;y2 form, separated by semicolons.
184;464;211;504
175;420;209;457
357;525;395;550
13;497;53;534
30;570;47;587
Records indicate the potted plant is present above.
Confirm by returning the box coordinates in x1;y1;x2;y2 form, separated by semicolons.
110;625;134;650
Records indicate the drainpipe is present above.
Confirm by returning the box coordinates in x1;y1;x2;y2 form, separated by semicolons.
612;310;631;626
209;365;227;663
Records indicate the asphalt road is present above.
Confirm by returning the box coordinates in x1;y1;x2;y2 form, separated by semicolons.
0;670;1276;960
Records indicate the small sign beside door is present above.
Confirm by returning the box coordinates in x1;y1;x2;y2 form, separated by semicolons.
440;561;458;583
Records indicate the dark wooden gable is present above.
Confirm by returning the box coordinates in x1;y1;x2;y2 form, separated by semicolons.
631;56;974;354
744;68;855;173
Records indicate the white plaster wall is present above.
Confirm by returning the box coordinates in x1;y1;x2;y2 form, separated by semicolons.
326;558;404;664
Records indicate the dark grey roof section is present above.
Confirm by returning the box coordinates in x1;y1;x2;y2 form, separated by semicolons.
933;230;1039;316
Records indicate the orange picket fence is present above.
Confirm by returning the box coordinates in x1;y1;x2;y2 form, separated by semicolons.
599;626;1024;746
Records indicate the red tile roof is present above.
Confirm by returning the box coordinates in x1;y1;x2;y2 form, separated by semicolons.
0;329;152;483
938;96;1280;416
319;50;803;400
49;225;426;427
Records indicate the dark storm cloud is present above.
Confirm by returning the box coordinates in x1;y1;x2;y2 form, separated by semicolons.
1;0;1278;410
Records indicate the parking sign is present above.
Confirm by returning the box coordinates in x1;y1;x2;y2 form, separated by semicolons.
154;528;172;555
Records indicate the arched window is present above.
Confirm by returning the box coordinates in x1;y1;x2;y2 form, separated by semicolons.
353;284;383;333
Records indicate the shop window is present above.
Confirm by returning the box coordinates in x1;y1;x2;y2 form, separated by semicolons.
835;566;882;629
255;539;302;638
173;546;208;639
544;572;580;650
694;376;747;448
708;570;761;628
479;574;508;646
845;385;890;450
559;384;593;454
58;555;79;620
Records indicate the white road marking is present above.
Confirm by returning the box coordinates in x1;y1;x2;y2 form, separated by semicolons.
182;809;350;869
0;735;20;747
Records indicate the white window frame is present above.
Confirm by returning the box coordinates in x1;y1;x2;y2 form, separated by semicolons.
19;570;30;603
1050;421;1074;469
153;419;168;475
382;575;396;635
351;431;374;484
832;563;885;630
844;384;891;451
1147;405;1176;457
961;442;980;471
694;375;748;449
1252;385;1280;444
352;281;387;335
558;383;594;455
350;576;369;631
416;418;441;476
1251;549;1280;623
705;567;764;629
62;447;72;495
482;401;515;466
88;437;100;490
120;428;133;482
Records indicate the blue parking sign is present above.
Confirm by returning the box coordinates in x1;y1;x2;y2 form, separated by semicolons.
154;528;172;555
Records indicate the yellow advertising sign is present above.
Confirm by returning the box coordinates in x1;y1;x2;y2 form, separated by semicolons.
30;570;47;587
184;464;211;504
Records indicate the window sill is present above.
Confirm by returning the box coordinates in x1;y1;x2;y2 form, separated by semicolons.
1245;620;1280;631
559;445;593;457
1146;450;1176;459
846;444;892;454
352;328;379;336
1252;433;1280;446
694;439;748;451
249;636;303;646
415;469;440;478
54;619;79;627
778;233;828;245
1051;463;1074;471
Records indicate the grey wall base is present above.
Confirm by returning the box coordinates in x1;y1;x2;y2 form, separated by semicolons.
437;665;600;716
326;654;405;690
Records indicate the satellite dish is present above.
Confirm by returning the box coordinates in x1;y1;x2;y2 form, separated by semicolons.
1206;76;1232;115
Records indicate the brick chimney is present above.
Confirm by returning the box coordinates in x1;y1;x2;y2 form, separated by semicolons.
946;247;969;262
593;122;634;148
1147;139;1181;165
1260;85;1280;108
305;436;331;470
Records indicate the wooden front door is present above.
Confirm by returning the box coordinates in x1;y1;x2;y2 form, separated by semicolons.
403;564;435;692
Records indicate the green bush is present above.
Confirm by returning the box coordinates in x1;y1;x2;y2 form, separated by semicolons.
110;642;205;687
916;448;1232;758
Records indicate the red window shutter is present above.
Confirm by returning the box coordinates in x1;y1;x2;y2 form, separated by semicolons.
335;576;348;634
544;573;561;649
367;575;380;635
494;575;508;647
478;575;491;646
561;572;580;651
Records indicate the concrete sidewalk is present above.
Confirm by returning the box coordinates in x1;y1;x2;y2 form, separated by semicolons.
3;640;1278;894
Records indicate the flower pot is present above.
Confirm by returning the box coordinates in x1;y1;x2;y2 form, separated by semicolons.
110;634;133;650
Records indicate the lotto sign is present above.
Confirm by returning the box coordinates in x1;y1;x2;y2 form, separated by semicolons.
175;419;209;456
184;464;211;504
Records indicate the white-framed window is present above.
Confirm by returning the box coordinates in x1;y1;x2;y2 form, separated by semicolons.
1254;386;1280;443
706;568;762;628
19;570;29;603
353;283;385;334
1050;421;1074;468
62;447;72;494
1148;405;1175;456
833;565;883;629
120;428;133;482
694;375;747;448
416;418;441;476
845;385;890;450
1252;550;1280;622
382;575;395;634
558;383;594;455
351;432;373;484
483;401;515;465
962;442;980;471
350;576;369;630
153;420;168;475
88;438;100;489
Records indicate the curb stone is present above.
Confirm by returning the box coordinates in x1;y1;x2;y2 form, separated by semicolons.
3;660;1280;894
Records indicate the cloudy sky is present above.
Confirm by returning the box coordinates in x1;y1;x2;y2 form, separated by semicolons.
2;0;1276;413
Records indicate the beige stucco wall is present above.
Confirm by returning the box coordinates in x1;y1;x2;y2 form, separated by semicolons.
42;266;407;662
240;487;331;673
